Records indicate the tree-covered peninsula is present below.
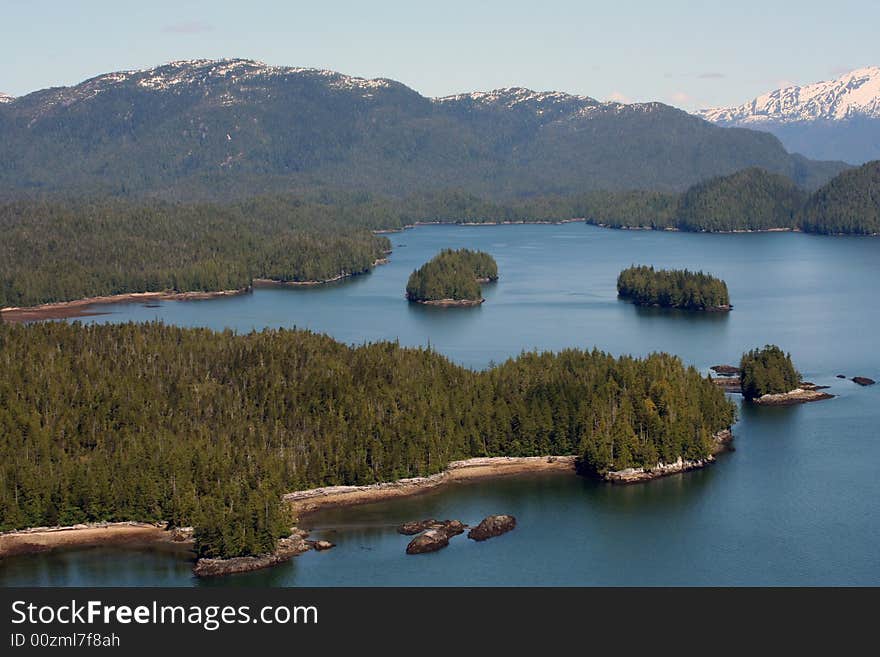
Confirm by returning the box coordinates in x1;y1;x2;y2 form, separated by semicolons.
405;249;498;305
0;197;391;309
617;266;731;311
739;345;801;400
0;322;735;558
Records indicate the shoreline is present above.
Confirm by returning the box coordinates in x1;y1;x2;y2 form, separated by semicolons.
372;218;586;234
603;429;734;484
409;297;484;307
590;221;800;234
0;288;250;323
750;388;835;406
2;258;390;323
0;522;192;559
253;257;389;288
285;456;578;517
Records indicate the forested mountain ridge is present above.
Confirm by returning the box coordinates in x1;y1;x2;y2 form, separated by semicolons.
0;58;846;198
0;322;736;557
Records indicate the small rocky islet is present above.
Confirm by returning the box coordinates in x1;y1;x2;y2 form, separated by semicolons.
401;516;516;555
711;347;875;405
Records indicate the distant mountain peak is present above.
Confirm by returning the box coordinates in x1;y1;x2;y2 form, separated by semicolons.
698;65;880;124
0;92;13;104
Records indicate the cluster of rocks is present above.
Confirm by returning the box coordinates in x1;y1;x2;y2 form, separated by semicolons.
835;374;875;386
400;516;516;554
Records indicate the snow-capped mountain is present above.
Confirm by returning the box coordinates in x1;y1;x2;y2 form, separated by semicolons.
0;58;847;197
696;67;880;163
0;92;14;104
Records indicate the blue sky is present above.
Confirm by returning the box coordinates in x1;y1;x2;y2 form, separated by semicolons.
2;0;877;110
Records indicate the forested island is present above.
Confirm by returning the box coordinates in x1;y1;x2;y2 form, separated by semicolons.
617;266;731;311
0;322;735;559
405;249;498;305
712;345;834;405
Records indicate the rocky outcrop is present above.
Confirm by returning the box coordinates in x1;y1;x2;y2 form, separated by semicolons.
403;520;468;554
193;529;310;577
852;376;876;386
398;519;439;535
751;388;834;406
710;365;741;376
836;374;847;379
604;429;733;484
605;457;712;483
711;376;742;393
307;539;335;551
467;515;517;541
170;526;194;542
398;519;466;536
406;529;451;554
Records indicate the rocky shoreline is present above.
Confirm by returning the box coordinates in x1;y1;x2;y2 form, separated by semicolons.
750;388;835;406
192;530;312;577
411;297;484;307
604;429;734;484
0;288;251;323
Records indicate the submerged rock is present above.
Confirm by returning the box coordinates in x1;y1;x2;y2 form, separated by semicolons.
468;515;517;541
852;376;876;386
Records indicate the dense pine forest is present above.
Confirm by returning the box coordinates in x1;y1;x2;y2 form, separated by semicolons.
800;160;880;234
0;197;391;308
405;249;498;303
617;266;731;311
0;322;735;557
740;346;801;400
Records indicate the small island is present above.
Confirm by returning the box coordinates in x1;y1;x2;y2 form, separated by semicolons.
739;345;833;405
406;248;498;306
617;265;731;311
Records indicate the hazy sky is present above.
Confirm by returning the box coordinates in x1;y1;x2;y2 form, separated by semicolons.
2;0;877;110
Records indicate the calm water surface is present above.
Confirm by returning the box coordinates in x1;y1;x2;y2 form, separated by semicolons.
2;224;878;585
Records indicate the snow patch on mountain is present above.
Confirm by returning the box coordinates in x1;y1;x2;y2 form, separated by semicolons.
0;92;14;104
698;66;880;124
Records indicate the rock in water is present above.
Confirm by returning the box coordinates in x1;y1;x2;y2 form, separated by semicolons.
836;374;847;379
852;376;876;386
710;365;741;376
308;540;335;551
406;529;450;554
398;519;438;535
468;515;517;541
398;519;467;536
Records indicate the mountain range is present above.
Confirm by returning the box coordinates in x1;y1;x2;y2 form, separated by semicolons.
697;66;880;164
0;59;847;199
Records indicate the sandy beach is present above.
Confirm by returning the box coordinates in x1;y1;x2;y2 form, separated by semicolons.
285;455;578;516
1;288;250;323
0;522;188;559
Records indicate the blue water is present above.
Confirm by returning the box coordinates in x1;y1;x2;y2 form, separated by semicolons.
2;223;878;585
